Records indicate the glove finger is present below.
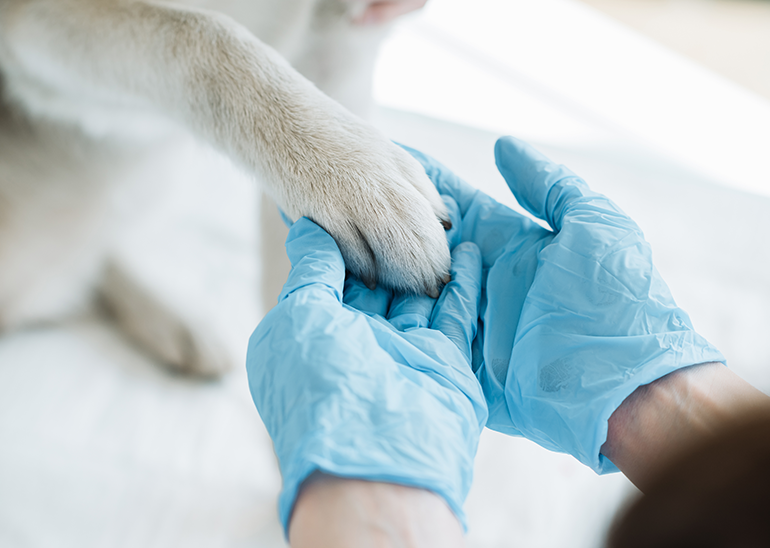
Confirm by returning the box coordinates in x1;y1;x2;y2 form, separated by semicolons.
442;195;462;250
278;217;345;303
494;136;581;228
495;136;638;234
343;275;392;317
493;136;583;229
430;242;482;361
398;143;481;216
387;292;436;331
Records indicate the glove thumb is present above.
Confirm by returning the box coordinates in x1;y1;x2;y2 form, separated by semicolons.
279;217;346;303
494;136;583;230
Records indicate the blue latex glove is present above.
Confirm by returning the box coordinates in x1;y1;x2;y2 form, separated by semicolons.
403;136;725;473
247;218;487;533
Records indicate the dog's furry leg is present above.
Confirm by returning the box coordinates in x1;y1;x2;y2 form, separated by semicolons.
98;179;262;376
0;0;451;295
100;259;233;376
93;138;263;376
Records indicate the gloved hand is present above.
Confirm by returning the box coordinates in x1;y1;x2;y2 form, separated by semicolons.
247;217;487;534
403;136;725;473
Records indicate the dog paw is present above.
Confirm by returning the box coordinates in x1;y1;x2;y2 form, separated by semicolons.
269;120;452;297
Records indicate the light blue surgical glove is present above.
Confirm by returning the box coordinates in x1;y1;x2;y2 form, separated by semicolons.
403;136;725;474
246;217;487;534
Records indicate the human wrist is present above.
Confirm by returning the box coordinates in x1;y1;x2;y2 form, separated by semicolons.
289;473;465;548
602;362;770;490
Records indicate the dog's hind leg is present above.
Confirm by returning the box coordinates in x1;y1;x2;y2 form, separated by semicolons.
99;213;262;377
100;258;237;377
97;149;263;377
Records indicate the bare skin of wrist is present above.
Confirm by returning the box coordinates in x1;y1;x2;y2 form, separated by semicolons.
601;362;770;491
289;473;465;548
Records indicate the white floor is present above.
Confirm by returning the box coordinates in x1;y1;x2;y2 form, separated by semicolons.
2;1;770;547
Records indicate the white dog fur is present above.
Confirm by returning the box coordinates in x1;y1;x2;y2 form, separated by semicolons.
0;0;451;374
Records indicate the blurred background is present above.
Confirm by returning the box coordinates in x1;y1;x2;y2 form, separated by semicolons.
1;0;769;547
581;0;770;101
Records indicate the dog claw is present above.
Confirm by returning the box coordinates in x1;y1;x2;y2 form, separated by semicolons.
362;275;377;291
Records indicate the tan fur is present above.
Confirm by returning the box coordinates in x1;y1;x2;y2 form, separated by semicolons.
0;0;450;374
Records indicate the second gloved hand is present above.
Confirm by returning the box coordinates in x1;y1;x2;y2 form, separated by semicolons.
404;137;725;473
247;218;487;534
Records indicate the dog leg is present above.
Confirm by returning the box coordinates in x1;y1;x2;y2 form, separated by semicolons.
95;141;262;376
99;207;261;377
0;0;451;296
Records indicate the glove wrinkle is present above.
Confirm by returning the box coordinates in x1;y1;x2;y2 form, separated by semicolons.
404;137;725;474
248;218;487;536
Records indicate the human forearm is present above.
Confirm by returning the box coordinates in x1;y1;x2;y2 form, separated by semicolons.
601;362;770;490
289;474;465;548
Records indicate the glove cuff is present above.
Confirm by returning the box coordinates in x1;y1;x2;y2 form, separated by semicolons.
507;329;725;474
